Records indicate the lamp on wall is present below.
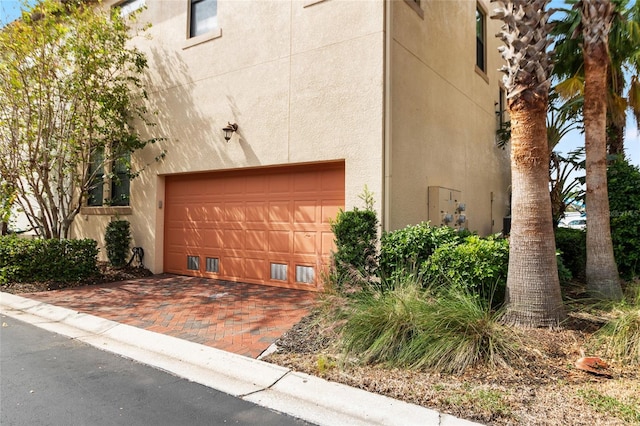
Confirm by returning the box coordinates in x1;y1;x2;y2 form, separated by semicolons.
222;122;238;142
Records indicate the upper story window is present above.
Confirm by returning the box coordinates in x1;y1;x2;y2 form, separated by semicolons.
476;6;486;73
115;0;145;17
190;0;218;38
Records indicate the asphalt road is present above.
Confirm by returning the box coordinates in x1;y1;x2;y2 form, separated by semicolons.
0;315;311;426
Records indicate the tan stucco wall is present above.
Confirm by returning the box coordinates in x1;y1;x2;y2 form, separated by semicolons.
72;0;385;272
387;0;510;235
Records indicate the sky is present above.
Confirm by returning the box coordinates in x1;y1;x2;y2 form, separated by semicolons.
0;1;23;26
548;0;640;167
1;0;639;167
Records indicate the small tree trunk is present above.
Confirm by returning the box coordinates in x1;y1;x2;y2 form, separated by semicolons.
504;97;566;327
583;42;623;300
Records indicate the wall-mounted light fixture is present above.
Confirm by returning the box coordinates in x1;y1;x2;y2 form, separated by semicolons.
222;122;238;142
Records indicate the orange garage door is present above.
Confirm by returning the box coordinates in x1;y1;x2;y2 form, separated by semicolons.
163;162;345;290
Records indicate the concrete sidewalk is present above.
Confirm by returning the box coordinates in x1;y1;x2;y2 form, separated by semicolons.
1;291;481;426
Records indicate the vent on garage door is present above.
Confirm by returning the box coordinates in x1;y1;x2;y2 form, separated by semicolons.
187;256;200;271
206;257;219;273
296;265;314;284
270;263;288;281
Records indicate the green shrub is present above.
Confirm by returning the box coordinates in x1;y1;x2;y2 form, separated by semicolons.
555;227;586;281
0;236;98;284
339;275;518;373
556;253;573;287
105;220;131;267
379;222;462;279
423;236;509;306
607;159;640;279
330;207;378;288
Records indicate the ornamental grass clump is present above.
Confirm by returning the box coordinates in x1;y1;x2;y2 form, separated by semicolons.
592;284;640;366
339;273;519;373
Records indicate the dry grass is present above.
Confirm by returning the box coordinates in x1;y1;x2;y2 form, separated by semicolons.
265;292;640;426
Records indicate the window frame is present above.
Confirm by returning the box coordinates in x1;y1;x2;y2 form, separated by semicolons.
86;149;131;208
475;4;488;78
113;0;145;17
184;0;222;49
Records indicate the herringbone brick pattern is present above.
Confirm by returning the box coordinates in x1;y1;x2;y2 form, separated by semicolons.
24;275;317;358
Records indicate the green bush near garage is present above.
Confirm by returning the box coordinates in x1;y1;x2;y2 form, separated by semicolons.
423;235;510;306
330;207;379;289
379;222;464;280
105;219;132;268
0;236;98;284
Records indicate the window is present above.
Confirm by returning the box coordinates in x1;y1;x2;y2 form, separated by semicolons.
476;6;486;72
87;151;131;207
115;0;145;17
189;0;217;38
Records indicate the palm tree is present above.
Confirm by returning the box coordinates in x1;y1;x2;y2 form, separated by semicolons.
553;0;640;157
580;0;623;300
493;0;566;327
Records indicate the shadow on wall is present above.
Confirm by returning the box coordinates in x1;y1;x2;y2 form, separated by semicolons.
129;45;261;265
141;46;260;173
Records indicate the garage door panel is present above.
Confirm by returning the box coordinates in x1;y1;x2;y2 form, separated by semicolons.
268;202;291;224
164;162;345;289
321;231;337;257
245;230;266;251
222;256;244;279
321;201;342;224
294;232;316;255
245;202;266;223
294;201;316;224
245;258;266;281
245;175;267;194
224;203;245;223
224;229;245;250
268;174;290;193
205;203;224;222
268;230;291;254
203;229;224;249
293;173;319;192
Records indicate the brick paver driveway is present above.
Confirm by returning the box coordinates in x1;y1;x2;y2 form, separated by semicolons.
23;274;317;358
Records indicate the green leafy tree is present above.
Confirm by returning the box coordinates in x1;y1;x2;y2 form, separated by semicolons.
0;180;16;235
492;0;566;327
0;0;162;239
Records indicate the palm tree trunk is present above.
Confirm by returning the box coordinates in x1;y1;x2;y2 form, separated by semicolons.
583;36;623;300
504;98;566;327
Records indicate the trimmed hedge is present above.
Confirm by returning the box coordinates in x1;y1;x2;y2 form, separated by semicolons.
0;236;99;284
379;222;463;279
423;235;509;306
331;208;379;281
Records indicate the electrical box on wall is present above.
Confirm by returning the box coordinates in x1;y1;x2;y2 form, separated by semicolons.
428;186;468;230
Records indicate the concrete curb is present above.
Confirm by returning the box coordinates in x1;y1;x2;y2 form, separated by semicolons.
1;291;482;426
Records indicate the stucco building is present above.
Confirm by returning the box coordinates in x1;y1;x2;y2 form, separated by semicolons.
73;0;510;291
